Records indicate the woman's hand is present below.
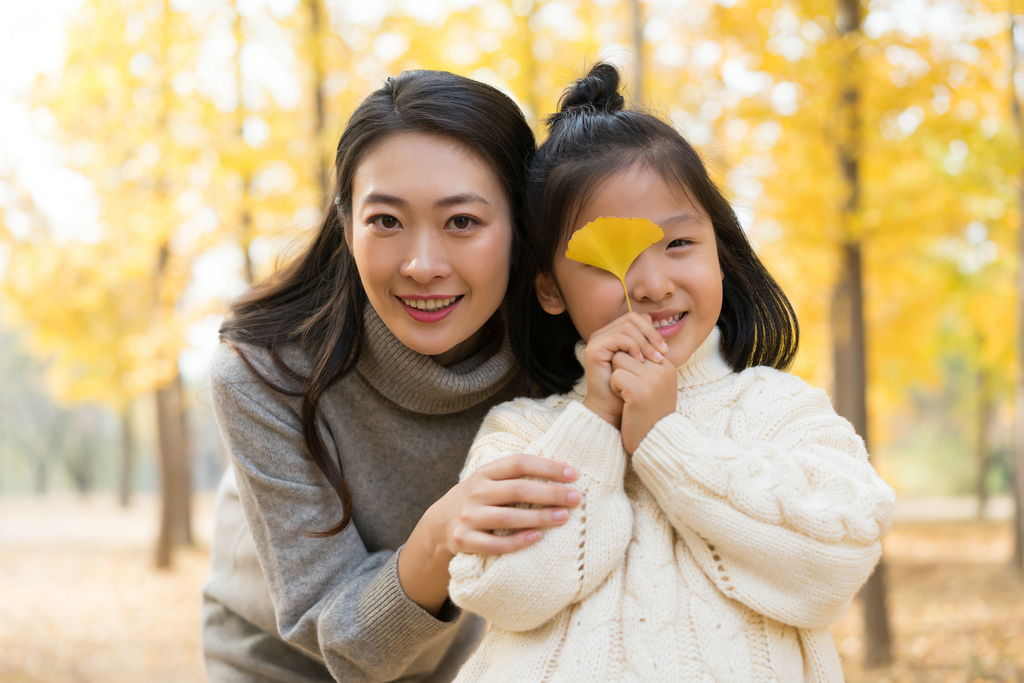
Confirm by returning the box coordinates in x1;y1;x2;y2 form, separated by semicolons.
610;350;677;455
397;453;580;615
582;313;668;428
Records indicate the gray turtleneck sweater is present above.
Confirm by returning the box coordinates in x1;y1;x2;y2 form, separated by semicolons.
201;306;524;683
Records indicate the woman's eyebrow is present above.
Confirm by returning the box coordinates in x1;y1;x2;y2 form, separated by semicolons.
435;193;490;207
361;192;407;206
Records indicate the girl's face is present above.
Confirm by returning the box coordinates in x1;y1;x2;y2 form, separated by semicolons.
537;163;723;368
349;132;512;366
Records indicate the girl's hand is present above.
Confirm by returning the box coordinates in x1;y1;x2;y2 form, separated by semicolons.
582;312;668;428
610;350;677;455
398;454;580;615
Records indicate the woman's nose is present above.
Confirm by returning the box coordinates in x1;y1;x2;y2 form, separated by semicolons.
399;228;452;283
627;252;674;303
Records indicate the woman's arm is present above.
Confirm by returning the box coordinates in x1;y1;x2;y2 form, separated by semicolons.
631;370;895;630
212;347;451;681
212;344;581;680
448;399;634;632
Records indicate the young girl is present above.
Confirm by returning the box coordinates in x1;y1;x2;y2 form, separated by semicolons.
202;71;585;683
448;63;895;682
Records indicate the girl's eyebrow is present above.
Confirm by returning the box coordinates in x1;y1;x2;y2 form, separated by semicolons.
658;212;703;226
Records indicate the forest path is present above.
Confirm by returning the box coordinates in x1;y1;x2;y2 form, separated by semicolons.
0;493;1020;682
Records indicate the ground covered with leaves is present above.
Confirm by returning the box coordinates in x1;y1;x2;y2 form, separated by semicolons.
0;496;1021;682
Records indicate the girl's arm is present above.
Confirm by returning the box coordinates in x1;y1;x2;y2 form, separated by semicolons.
448;398;633;632
631;369;895;630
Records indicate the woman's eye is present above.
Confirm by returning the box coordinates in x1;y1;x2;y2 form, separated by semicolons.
668;239;692;249
447;215;477;230
370;215;400;229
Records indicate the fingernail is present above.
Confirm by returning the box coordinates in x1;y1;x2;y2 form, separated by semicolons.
653;351;664;361
553;509;568;521
563;467;577;480
661;341;669;352
566;491;581;505
526;531;541;542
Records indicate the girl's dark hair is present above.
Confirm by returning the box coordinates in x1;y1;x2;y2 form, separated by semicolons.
220;70;536;536
510;62;798;395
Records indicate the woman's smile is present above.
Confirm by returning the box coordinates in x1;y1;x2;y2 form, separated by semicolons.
398;295;464;321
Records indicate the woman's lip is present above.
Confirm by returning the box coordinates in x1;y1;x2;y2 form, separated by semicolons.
398;296;462;323
655;312;687;338
398;295;460;300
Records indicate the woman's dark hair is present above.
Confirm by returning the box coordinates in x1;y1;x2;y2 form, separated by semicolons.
220;70;536;536
509;62;798;395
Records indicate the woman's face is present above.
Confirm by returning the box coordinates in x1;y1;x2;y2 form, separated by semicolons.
348;132;512;366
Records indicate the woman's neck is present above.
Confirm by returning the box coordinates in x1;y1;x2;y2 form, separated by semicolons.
430;311;504;367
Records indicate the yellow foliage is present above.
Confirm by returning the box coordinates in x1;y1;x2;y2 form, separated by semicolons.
565;217;665;312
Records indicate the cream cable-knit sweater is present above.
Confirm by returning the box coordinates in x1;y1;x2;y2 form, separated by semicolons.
448;328;894;682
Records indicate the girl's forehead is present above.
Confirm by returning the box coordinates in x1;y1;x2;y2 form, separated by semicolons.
575;166;706;227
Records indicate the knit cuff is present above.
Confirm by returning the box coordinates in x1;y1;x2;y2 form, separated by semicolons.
631;412;708;504
535;401;628;486
356;549;460;656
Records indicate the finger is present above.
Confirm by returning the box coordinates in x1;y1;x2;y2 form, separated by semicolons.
480;453;578;483
477;478;582;509
610;367;643;399
585;330;642;363
634;313;670;358
603;330;652;363
611;351;646;374
453;528;544;556
472;504;571;531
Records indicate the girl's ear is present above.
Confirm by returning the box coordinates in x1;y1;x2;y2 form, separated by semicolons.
534;271;566;315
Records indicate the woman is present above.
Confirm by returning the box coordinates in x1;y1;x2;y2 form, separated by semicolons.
201;70;581;682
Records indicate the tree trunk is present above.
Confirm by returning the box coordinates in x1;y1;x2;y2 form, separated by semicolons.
629;0;643;102
1010;14;1024;576
1015;173;1024;571
119;403;134;507
976;368;993;519
307;0;328;205
154;372;192;568
835;0;893;667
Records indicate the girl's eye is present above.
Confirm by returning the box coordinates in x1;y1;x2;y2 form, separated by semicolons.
370;215;400;230
447;215;478;230
668;239;692;249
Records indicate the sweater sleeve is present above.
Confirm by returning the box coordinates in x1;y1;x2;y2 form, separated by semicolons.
631;369;895;629
210;344;460;682
448;399;633;632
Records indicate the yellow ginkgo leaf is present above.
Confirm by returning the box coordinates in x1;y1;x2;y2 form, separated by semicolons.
565;216;664;311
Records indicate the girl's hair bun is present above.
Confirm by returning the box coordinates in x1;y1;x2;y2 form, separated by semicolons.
557;63;625;116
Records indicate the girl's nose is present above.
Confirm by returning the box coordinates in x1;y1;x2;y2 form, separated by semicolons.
628;252;674;303
399;228;452;283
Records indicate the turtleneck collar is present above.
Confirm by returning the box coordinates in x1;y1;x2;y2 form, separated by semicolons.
571;327;734;398
355;304;519;415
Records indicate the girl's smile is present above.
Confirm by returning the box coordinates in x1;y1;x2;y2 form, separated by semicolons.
650;310;686;337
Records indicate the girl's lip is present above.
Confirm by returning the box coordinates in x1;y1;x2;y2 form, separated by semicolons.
654;312;687;338
398;295;462;323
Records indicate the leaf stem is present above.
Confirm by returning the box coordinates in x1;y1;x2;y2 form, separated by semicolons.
620;278;632;312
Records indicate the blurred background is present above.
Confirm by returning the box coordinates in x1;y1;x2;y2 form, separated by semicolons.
0;0;1020;681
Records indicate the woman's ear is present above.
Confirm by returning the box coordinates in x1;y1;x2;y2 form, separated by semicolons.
534;271;566;315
